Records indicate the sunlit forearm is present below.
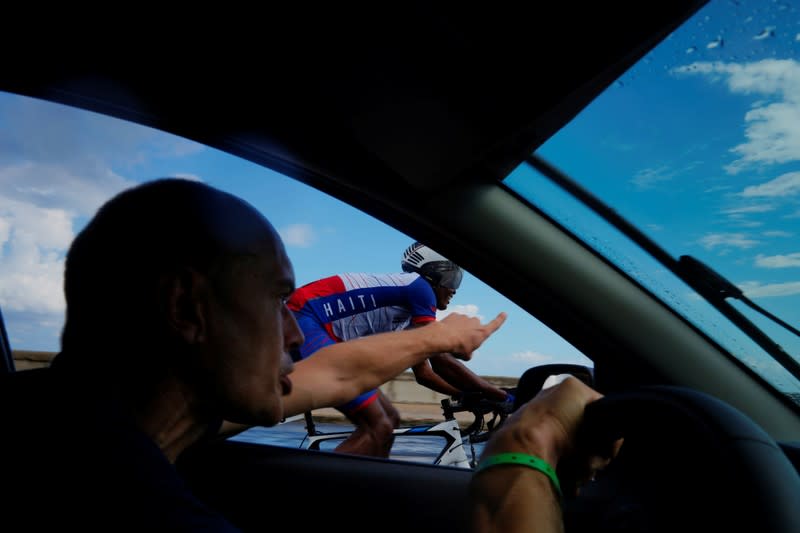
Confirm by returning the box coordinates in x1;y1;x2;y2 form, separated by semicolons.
429;353;507;400
281;313;507;416
281;326;445;416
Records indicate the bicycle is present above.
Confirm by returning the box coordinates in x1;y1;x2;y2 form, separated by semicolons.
298;390;516;469
295;363;596;467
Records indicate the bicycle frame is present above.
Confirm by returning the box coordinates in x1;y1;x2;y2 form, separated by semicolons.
298;392;511;469
301;416;475;468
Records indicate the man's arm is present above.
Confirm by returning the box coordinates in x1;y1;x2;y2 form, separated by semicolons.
218;312;506;438
281;311;506;418
428;353;508;401
218;312;505;439
468;377;620;533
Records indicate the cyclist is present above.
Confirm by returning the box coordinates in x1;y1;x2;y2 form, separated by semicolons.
287;242;510;458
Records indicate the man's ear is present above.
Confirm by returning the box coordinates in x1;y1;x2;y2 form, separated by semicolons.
161;267;209;344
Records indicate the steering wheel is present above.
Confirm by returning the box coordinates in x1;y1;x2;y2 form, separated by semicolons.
562;385;800;533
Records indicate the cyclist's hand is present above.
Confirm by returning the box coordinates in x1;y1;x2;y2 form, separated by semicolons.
449;391;465;404
503;390;516;409
485;385;510;403
436;312;507;361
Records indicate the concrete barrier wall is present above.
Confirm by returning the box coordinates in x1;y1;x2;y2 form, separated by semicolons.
379;371;517;404
12;350;55;371
11;351;517;405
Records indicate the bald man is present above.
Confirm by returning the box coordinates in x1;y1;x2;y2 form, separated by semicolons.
2;178;614;532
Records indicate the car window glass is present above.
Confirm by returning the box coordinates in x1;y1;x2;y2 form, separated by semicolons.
503;0;800;402
0;89;591;457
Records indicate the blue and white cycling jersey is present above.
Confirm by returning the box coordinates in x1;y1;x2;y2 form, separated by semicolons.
288;272;437;344
287;272;438;414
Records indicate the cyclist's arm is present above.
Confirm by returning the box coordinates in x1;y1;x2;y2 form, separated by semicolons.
409;319;508;401
410;359;461;396
405;320;468;397
429;353;508;402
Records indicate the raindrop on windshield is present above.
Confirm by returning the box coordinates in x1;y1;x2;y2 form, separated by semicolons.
754;27;775;40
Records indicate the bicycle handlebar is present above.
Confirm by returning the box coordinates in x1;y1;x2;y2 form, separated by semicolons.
440;388;517;443
442;391;514;416
441;365;595;447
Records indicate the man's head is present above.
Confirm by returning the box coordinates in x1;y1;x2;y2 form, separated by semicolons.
58;178;303;426
400;242;463;310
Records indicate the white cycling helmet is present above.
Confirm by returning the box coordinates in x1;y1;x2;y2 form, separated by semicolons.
401;242;463;290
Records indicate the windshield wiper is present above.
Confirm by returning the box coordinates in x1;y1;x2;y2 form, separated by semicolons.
676;255;800;378
678;255;800;339
524;153;800;381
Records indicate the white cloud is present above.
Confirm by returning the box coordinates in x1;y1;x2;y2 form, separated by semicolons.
730;219;764;228
728;102;800;173
0;158;136;317
279;223;316;247
740;171;800;197
437;304;482;321
167;140;205;158
755;253;800;268
0;161;132;215
738;280;800;298
0;92;204;324
762;230;793;237
632;166;675;189
645;223;663;232
722;204;775;215
722;204;775;227
698;232;759;250
673;59;800;173
0;196;72;314
0;197;73;250
510;350;556;364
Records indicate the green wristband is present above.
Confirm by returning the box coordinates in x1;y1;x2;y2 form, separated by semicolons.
475;452;563;501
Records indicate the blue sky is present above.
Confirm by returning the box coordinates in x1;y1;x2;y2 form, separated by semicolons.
0;0;798;381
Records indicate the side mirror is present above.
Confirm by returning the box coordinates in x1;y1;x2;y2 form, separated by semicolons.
512;363;595;411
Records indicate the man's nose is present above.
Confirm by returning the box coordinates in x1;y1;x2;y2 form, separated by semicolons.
283;305;305;352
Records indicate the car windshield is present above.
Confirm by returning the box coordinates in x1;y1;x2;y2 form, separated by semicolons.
503;0;800;401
